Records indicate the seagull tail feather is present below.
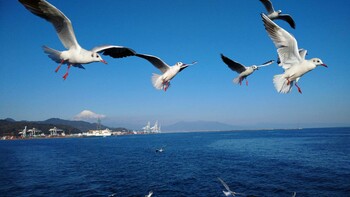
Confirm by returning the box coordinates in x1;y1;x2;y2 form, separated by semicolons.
152;73;164;90
233;76;241;84
273;74;293;93
42;45;62;64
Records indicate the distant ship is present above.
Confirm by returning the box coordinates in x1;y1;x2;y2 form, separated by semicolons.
85;128;112;137
142;121;161;133
84;118;112;137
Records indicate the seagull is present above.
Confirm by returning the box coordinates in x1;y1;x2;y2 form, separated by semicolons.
135;54;197;91
145;191;153;197
292;192;296;197
156;147;164;153
221;54;274;86
19;0;136;80
259;0;296;29
218;177;244;197
261;13;327;94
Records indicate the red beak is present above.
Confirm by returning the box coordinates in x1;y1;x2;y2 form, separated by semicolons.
321;64;328;68
101;60;107;64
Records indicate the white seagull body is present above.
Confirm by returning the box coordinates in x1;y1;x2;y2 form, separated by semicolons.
19;0;136;80
260;0;296;29
221;54;274;86
136;54;197;91
218;177;244;197
261;13;327;94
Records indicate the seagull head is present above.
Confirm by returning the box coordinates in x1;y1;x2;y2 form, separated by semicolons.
252;65;259;70
312;58;327;68
91;52;107;64
176;61;197;71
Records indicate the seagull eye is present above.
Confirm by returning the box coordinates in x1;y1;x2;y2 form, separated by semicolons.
97;55;99;58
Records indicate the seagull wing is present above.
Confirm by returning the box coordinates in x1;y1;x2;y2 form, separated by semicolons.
261;13;301;70
19;0;80;49
136;54;170;73
257;60;274;68
259;0;274;14
221;54;246;74
92;45;136;58
276;14;296;29
218;177;232;193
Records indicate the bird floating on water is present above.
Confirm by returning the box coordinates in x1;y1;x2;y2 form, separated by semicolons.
221;54;274;86
259;0;296;29
261;13;327;94
218;177;244;197
135;53;197;91
19;0;136;80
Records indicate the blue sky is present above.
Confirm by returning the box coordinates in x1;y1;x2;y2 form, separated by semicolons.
1;0;350;129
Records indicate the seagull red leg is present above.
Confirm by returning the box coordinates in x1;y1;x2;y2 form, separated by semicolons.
62;64;71;80
246;79;249;86
295;83;302;94
55;59;65;73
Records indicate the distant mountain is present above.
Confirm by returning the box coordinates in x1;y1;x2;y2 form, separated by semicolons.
163;121;238;132
0;118;129;136
0;119;80;136
40;118;104;132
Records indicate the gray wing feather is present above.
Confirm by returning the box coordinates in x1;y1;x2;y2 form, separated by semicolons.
277;14;296;29
260;0;274;14
19;0;80;49
221;54;246;73
92;45;136;58
136;54;170;73
218;177;231;192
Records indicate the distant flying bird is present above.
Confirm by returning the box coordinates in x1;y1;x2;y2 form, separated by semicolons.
135;54;197;91
218;177;244;197
259;0;296;29
221;54;274;86
19;0;136;80
261;13;327;94
145;191;153;197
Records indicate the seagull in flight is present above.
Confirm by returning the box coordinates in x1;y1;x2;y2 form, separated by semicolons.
261;13;327;94
19;0;136;80
218;177;244;196
135;54;197;91
221;54;274;86
259;0;296;29
292;192;296;197
145;191;153;197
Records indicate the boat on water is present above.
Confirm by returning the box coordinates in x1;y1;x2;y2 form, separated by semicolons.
84;128;112;137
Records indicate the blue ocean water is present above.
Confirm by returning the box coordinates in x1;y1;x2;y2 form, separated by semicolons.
0;128;349;197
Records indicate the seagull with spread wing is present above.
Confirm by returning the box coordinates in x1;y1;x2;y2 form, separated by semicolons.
221;54;274;86
135;54;197;91
259;0;296;29
261;13;327;94
218;177;244;197
19;0;136;80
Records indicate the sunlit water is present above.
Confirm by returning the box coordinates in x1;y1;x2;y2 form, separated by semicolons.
0;128;349;197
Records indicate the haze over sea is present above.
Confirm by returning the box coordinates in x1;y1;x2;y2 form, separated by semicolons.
1;128;349;197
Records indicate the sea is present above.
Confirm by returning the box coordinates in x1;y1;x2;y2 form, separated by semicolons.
0;128;349;197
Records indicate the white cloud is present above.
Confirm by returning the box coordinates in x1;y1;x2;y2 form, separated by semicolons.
74;110;106;121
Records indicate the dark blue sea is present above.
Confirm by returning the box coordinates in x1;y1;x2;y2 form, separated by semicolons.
0;128;349;197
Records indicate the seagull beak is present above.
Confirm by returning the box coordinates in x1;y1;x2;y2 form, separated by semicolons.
101;60;107;64
321;64;328;68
